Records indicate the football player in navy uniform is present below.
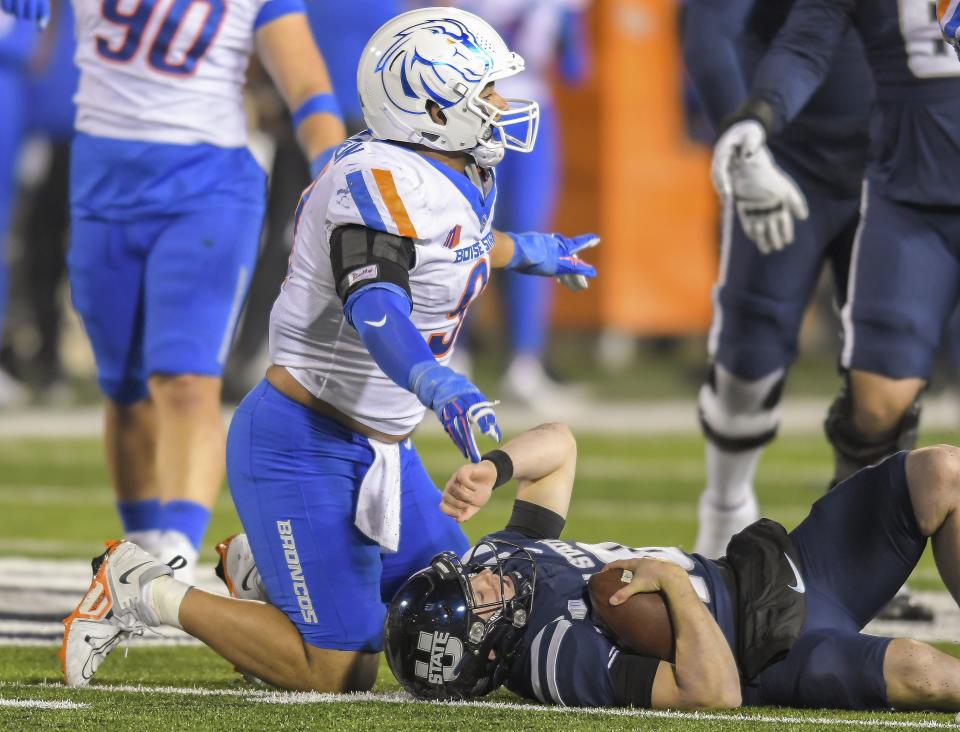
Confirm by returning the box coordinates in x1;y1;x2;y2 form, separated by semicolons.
385;423;960;710
682;0;873;563
710;0;960;622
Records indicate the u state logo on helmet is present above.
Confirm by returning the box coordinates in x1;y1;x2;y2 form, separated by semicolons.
414;630;464;684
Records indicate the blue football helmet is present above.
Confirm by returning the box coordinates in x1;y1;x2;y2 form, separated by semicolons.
383;540;536;699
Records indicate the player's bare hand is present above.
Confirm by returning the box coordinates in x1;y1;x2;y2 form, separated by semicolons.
603;558;685;606
440;460;496;522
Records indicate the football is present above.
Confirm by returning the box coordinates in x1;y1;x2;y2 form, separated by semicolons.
588;568;675;661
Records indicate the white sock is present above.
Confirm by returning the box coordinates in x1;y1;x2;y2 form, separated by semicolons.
158;530;198;583
125;529;163;556
703;442;763;510
142;575;191;629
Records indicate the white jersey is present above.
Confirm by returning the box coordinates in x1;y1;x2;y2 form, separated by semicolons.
73;0;299;146
270;134;497;436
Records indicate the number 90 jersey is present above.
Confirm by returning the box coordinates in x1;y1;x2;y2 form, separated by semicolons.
73;0;303;147
270;133;498;436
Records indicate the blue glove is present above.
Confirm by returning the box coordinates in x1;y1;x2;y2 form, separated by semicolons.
1;0;48;26
309;144;337;178
506;231;599;291
409;361;501;462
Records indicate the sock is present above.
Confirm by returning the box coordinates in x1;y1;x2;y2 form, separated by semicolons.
117;498;162;534
125;529;163;556
142;575;190;629
160;499;212;551
158;530;199;584
703;443;763;510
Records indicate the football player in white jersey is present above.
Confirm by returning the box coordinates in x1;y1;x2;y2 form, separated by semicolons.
3;0;345;578
59;7;599;693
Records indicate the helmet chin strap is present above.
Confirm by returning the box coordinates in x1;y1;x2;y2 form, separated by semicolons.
470;142;505;167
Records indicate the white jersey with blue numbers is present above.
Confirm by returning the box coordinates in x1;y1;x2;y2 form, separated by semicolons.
72;0;300;146
270;133;497;436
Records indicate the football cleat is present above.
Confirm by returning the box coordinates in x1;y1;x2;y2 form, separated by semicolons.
60;540;172;687
215;534;267;602
215;534;269;685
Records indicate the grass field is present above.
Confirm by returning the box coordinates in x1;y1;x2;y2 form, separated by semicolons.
1;429;959;730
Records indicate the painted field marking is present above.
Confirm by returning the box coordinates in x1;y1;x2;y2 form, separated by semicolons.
4;683;957;729
0;698;88;709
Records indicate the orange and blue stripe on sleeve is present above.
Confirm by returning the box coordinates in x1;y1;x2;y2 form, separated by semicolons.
939;0;960;42
372;169;419;239
346;170;387;231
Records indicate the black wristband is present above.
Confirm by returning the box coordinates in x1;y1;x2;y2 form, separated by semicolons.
720;96;778;137
481;449;513;489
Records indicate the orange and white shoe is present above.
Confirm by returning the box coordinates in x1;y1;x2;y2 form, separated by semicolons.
214;534;268;685
215;534;266;602
60;540;172;687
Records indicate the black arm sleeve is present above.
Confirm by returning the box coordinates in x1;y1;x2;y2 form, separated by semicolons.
329;224;416;303
505;499;565;540
609;653;661;708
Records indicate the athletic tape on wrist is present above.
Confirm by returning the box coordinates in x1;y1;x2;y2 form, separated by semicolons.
481;449;514;489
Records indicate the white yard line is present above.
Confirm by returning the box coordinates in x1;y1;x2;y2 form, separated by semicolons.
2;396;959;438
0;698;88;709
1;683;956;728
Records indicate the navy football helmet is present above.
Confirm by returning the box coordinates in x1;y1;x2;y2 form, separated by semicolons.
384;540;536;700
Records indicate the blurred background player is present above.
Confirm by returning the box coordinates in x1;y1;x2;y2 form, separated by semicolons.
3;0;347;580
712;0;960;620
682;0;872;558
305;0;403;134
0;12;37;407
18;0;78;401
446;0;592;408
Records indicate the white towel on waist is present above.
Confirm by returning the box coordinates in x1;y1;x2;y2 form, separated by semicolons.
354;438;402;553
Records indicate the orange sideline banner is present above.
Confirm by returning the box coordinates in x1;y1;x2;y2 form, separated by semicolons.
551;0;718;335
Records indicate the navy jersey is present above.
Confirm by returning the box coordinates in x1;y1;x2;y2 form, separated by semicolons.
478;531;737;707
750;0;960;205
683;0;873;197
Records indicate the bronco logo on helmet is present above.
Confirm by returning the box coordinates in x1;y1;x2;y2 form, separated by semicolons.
357;7;539;166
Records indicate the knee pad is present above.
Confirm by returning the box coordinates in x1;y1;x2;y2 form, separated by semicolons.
698;364;784;451
823;378;922;475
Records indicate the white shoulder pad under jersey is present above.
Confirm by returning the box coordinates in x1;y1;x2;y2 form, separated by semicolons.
270;134;497;436
73;0;304;146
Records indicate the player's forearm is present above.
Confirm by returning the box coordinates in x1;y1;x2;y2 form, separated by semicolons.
498;423;576;519
344;285;434;393
681;0;750;129
489;230;516;268
295;112;347;162
743;0;854;135
661;572;741;708
255;14;346;161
